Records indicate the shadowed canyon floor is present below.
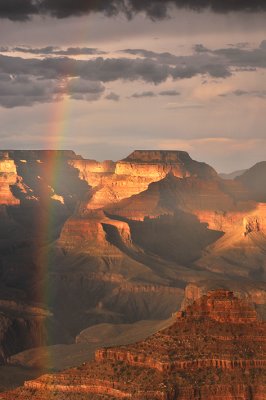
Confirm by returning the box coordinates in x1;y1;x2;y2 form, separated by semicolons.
0;149;265;394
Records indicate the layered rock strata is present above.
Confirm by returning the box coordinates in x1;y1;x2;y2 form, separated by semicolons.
69;150;218;210
1;290;265;399
0;152;19;206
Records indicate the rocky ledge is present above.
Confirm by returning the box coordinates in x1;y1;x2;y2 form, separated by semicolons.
1;290;265;399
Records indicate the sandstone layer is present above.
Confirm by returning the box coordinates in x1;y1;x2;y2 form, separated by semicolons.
0;152;19;206
69;150;217;210
1;290;265;400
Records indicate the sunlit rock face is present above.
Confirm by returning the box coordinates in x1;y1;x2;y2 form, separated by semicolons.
58;210;129;256
182;282;266;320
116;150;217;179
195;203;266;234
69;150;218;210
0;152;19;205
2;290;265;400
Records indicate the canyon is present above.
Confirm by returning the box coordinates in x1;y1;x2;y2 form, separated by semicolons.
1;290;265;399
0;149;265;396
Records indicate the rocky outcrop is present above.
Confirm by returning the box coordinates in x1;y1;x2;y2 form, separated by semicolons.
182;281;266;320
68;150;218;210
116;150;217;179
1;290;265;399
0;300;54;363
183;289;258;323
57;210;132;255
194;203;266;234
3;150;81;162
0;152;19;206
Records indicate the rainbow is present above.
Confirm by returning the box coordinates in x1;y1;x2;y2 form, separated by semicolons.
35;77;72;372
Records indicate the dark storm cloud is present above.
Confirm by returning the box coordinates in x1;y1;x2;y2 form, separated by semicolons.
0;73;105;107
2;46;106;56
227;42;250;49
105;92;120;101
159;89;180;96
131;91;156;98
67;79;105;101
1;0;266;21
0;74;58;107
130;89;180;98
195;40;266;69
123;48;232;78
0;0;36;21
1;41;266;108
193;44;209;53
122;48;184;65
220;89;266;98
0;54;172;83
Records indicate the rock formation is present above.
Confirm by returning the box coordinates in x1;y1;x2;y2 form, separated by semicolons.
0;297;66;364
0;152;19;206
69;150;217;210
182;281;266;320
237;161;266;202
1;290;265;399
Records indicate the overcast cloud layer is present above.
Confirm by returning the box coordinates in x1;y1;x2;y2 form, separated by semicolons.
0;41;266;108
1;4;266;172
1;0;266;21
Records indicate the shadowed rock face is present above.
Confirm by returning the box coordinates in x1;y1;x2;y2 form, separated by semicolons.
237;161;266;202
1;290;265;399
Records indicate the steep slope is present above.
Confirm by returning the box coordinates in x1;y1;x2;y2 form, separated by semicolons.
0;297;69;364
237;161;266;202
0;150;91;362
7;318;176;372
195;205;266;280
0;152;20;206
182;281;266;320
105;173;251;221
70;150;217;210
1;290;265;400
219;169;246;180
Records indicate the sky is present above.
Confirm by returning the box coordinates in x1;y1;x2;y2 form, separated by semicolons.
1;1;266;172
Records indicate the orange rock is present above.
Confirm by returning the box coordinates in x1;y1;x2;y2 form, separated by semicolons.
2;290;265;400
0;152;19;205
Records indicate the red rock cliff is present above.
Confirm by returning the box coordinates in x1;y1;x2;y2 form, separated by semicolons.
2;290;265;400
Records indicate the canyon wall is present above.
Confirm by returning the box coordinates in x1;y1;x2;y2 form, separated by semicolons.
2;290;265;400
0;153;19;206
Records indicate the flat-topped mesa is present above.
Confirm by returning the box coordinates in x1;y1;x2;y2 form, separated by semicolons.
183;290;258;323
63;150;218;210
0;149;81;162
115;150;217;179
122;150;192;163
